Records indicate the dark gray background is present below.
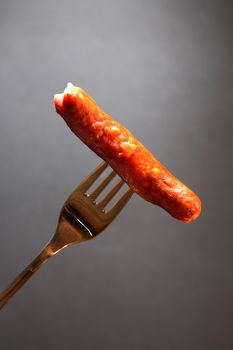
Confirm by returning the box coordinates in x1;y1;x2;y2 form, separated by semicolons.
0;0;233;349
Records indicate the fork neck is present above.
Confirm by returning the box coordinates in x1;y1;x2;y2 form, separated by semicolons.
48;207;92;254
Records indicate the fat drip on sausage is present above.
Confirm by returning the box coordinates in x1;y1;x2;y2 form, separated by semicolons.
54;83;201;223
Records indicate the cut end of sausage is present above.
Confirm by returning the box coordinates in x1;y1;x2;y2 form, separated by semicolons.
54;82;85;115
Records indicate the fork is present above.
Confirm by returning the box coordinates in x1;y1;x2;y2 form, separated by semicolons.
0;161;133;310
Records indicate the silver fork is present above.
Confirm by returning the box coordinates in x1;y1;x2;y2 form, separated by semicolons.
0;162;133;310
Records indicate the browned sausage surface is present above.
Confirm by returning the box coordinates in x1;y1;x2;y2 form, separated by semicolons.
54;83;201;222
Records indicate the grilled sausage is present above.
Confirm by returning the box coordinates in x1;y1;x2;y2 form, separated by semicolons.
54;83;201;222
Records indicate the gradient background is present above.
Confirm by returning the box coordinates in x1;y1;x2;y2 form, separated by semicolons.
0;0;233;349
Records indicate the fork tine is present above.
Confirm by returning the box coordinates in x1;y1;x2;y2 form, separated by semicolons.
106;188;133;218
97;179;125;210
89;170;116;201
77;162;108;192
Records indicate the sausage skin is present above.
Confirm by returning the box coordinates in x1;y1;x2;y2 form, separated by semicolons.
54;83;201;223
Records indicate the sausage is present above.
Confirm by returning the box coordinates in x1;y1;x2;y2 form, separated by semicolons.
54;83;201;223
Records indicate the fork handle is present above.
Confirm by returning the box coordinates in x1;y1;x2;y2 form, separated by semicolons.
0;244;55;310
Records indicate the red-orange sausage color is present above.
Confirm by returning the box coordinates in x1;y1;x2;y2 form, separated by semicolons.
54;83;201;223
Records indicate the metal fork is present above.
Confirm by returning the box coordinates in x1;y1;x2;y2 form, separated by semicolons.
0;162;133;310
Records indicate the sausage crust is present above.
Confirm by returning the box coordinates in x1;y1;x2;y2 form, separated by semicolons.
54;83;201;223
